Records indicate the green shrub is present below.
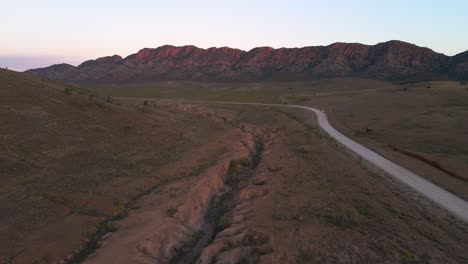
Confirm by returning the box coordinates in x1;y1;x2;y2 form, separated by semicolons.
217;215;231;229
227;158;251;175
355;204;375;219
113;198;127;215
297;248;314;264
167;207;178;217
326;207;363;228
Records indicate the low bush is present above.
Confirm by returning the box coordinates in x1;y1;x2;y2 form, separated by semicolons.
217;215;231;229
166;207;178;217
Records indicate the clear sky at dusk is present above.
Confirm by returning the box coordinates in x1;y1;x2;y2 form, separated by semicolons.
1;0;467;71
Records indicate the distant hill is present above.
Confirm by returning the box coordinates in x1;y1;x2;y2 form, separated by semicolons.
26;41;468;82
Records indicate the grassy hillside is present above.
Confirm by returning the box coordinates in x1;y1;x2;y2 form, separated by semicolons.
0;70;238;263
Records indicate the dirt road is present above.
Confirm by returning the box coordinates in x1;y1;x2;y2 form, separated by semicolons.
117;97;468;223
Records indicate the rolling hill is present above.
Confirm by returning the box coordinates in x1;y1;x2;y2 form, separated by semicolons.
0;69;238;263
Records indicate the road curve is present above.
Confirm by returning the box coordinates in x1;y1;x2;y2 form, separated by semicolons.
117;97;468;223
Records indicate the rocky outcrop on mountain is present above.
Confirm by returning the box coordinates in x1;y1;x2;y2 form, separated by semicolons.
26;41;468;82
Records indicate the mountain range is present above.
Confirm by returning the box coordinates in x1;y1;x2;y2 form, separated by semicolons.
26;41;468;82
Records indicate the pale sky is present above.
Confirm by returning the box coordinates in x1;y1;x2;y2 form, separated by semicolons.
1;0;467;71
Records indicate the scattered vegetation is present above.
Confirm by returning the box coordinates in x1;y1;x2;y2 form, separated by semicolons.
400;251;431;264
319;181;335;194
5;73;468;263
361;127;373;133
113;198;127;215
217;215;232;230
272;214;287;221
192;230;205;241
355;204;375;219
33;254;52;264
355;126;375;137
68;220;117;263
189;158;218;177
66;176;191;263
166;207;178;217
227;157;251;175
295;146;309;155
267;167;281;172
325;207;363;228
324;202;376;228
297;248;315;264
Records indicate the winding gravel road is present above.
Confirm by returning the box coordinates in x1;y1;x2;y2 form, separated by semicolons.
118;98;468;223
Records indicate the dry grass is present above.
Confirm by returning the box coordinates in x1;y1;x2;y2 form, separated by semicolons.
88;78;468;199
0;69;234;263
2;70;467;263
